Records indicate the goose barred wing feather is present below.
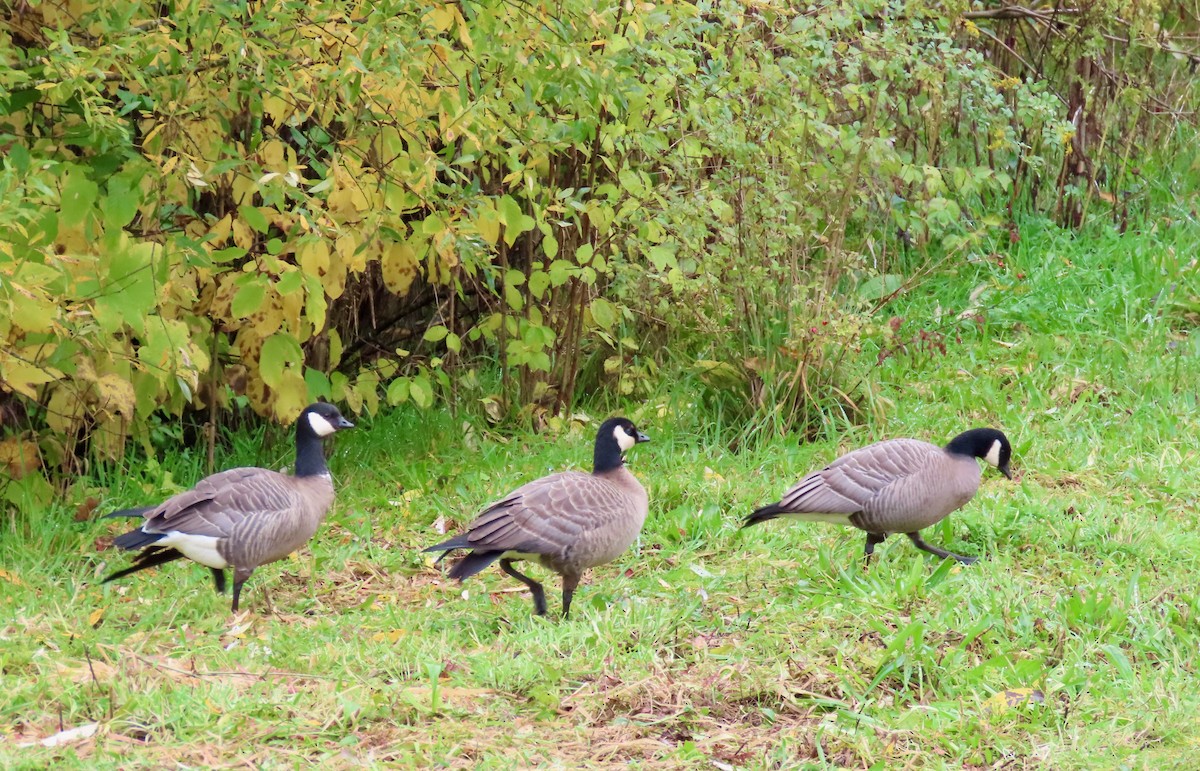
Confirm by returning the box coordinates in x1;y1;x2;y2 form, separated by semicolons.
461;471;632;555
141;468;302;538
777;438;939;514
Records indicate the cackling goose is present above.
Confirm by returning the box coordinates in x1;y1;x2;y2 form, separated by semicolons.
424;417;651;618
744;427;1013;564
101;402;355;611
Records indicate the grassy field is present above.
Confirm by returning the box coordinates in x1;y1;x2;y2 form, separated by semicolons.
6;216;1200;768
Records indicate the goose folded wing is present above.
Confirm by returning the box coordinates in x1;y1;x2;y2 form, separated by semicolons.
142;468;299;537
464;472;626;554
779;439;933;514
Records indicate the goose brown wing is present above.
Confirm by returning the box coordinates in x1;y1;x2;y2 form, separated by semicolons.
142;467;301;538
777;438;938;514
462;471;628;555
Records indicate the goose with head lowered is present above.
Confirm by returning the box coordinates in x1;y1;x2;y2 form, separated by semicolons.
101;402;355;612
424;417;651;618
744;428;1013;564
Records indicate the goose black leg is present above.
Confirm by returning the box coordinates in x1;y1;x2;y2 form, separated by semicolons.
211;569;226;595
863;532;887;561
230;566;255;612
906;531;977;565
561;573;582;620
500;559;547;615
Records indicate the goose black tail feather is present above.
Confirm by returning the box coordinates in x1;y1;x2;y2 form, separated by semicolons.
103;506;156;520
422;533;472;564
102;545;183;583
112;528;165;551
447;550;503;582
743;504;787;528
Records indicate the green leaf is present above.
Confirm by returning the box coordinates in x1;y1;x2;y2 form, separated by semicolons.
498;195;535;246
276;269;304;295
528;270;550;300
648;245;676;271
386;377;410;405
505;282;524;311
211;247;247;263
304;367;331;401
305;274;327;332
590;298;617;330
96;241;158;335
409;374;433;409
260;333;304;389
232;277;267;319
102;176;140;229
548;260;574;286
60;167;98;228
857;274;904;302
239;204;270;234
445;333;461;353
424;325;449;342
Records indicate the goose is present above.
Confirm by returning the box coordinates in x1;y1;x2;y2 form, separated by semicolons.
101;402;355;611
424;417;650;618
744;428;1012;564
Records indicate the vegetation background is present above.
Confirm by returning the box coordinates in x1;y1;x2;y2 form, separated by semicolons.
3;0;1200;767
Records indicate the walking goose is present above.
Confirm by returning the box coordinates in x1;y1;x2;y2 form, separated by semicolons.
744;428;1012;563
101;402;355;611
424;417;651;618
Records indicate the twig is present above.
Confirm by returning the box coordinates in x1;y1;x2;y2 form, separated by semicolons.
133;654;349;683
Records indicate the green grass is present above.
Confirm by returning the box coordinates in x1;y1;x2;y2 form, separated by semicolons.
5;215;1200;768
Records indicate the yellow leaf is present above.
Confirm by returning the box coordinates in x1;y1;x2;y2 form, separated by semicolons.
297;240;331;277
209;213;234;246
46;381;87;432
9;287;58;334
232;218;254;249
259;140;286;170
0;437;41;479
272;371;309;423
0;352;62;399
426;5;455;32
94;373;136;418
370;629;406;643
474;203;500;246
983;688;1045;715
381;242;419;295
88;608;104;627
252;292;284;338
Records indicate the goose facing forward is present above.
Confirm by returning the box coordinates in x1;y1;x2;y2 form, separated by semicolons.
424;417;651;618
744;428;1012;564
102;402;355;611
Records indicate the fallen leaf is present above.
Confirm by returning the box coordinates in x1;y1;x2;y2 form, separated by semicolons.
17;722;99;748
0;568;24;586
984;688;1045;715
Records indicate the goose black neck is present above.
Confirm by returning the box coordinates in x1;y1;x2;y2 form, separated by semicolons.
294;426;330;477
593;433;625;474
944;428;999;459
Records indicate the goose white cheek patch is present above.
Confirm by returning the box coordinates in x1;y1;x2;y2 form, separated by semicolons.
308;412;338;437
984;439;1003;468
615;425;637;451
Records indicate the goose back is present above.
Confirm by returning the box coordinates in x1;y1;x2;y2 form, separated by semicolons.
141;467;335;569
459;466;647;573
